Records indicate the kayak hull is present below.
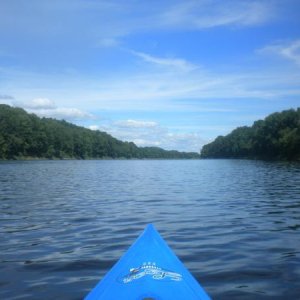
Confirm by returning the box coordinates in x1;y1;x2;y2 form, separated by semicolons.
85;224;211;300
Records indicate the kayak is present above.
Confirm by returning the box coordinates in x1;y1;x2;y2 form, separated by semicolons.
85;224;211;300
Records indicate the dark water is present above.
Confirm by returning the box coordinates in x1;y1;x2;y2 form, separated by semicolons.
0;160;299;299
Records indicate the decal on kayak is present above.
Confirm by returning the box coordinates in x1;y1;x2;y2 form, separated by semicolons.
120;262;182;283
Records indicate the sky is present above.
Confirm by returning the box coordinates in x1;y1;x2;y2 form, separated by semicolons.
0;0;300;152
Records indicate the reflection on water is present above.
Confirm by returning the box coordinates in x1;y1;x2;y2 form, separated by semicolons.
0;160;299;299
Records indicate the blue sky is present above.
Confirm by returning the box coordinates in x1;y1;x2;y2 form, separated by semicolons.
0;0;300;152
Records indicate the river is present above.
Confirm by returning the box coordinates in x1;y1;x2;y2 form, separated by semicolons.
0;159;299;299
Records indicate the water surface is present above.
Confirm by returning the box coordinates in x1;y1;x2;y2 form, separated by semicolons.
0;160;299;299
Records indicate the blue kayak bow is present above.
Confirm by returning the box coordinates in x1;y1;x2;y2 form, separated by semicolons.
85;224;211;300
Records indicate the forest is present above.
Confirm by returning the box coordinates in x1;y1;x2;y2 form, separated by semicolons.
0;105;199;160
200;108;300;160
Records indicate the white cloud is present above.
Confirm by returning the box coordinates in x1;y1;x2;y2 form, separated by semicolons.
0;94;14;106
131;51;197;72
132;139;161;147
0;94;14;100
161;132;206;152
15;98;56;109
14;98;94;121
97;37;120;48
35;107;94;120
115;119;158;128
88;119;206;152
123;130;206;153
258;39;300;66
0;0;276;44
89;125;100;131
2;44;300;115
160;0;273;29
88;66;300;111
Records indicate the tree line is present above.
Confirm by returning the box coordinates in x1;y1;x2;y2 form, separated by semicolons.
0;105;200;160
200;108;300;160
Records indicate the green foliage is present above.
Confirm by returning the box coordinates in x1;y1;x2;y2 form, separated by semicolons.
200;108;300;160
0;105;200;160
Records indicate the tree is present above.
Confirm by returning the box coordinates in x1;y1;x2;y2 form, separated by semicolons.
200;108;300;160
0;104;200;160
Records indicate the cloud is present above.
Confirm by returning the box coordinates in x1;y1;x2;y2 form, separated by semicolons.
97;37;120;48
0;0;275;45
14;98;94;121
131;51;197;72
115;119;158;128
161;132;206;152
2;42;300;115
160;0;274;29
15;97;56;109
88;66;300;111
89;125;100;131
258;39;300;66
122;129;206;153
0;94;14;100
130;139;161;147
88;119;206;152
35;107;94;120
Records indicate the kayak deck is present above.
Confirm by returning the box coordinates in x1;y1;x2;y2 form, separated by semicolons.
85;224;211;300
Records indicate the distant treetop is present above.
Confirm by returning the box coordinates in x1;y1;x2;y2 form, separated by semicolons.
0;104;200;160
200;108;300;161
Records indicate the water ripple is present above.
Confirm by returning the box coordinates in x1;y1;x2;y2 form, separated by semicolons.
0;160;299;299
